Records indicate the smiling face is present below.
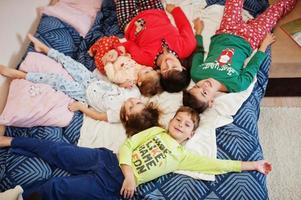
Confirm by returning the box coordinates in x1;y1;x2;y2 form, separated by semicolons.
160;53;183;77
188;79;218;107
123;98;146;117
168;111;195;144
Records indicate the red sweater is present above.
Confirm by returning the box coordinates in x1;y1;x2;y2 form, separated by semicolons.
122;8;196;68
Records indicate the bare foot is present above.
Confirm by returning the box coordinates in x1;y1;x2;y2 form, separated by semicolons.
0;65;26;79
28;34;49;54
0;135;13;148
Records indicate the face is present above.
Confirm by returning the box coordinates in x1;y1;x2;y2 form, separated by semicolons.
168;111;195;144
189;79;216;107
137;67;158;84
160;53;183;77
102;49;118;63
123;98;146;117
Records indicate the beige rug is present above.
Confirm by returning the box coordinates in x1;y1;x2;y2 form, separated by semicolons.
258;107;301;200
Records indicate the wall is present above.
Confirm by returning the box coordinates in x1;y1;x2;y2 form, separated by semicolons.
0;0;49;112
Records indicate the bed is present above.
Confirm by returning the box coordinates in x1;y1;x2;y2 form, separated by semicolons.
0;0;270;199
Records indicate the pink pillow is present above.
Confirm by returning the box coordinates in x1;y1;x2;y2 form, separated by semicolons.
0;52;74;127
41;0;102;37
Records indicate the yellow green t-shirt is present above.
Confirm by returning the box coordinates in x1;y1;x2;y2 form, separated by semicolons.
118;127;241;185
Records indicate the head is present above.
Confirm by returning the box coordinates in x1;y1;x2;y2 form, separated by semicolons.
120;98;160;137
159;53;190;92
104;53;140;88
137;68;163;97
168;106;200;144
183;79;218;113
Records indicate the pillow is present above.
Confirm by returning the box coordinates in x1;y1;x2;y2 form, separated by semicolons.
61;0;102;17
0;52;74;127
41;0;102;37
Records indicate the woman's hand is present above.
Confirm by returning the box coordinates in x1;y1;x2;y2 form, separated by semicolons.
166;4;176;13
193;18;204;35
259;33;276;52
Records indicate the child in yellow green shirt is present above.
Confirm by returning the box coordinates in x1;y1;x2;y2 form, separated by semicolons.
0;106;271;199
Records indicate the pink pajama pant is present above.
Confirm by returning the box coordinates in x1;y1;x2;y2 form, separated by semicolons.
216;0;296;49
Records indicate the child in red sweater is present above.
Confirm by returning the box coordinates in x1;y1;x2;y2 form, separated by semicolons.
115;0;197;93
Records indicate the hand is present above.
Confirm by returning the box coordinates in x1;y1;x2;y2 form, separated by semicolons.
259;33;276;52
102;49;118;65
119;79;135;89
255;160;272;175
120;176;136;199
0;136;13;148
88;49;94;57
117;46;126;56
193;18;204;35
166;4;176;13
68;101;84;112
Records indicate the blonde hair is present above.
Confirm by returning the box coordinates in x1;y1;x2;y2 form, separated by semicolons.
138;71;163;97
120;102;161;137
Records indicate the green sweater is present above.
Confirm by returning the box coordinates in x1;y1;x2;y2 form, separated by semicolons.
191;34;266;92
119;127;241;185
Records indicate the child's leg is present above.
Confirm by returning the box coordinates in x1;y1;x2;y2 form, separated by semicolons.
26;72;86;102
137;0;164;12
10;137;106;174
246;0;297;49
0;65;26;79
47;49;98;88
115;0;138;32
216;0;245;35
23;175;122;200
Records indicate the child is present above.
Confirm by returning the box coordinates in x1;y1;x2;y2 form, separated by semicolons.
183;0;296;113
115;1;195;92
0;106;272;199
89;36;163;96
0;35;160;135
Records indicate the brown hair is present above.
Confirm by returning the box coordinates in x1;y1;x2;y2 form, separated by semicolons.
174;106;200;131
138;71;163;97
160;69;190;93
182;90;209;114
120;102;161;137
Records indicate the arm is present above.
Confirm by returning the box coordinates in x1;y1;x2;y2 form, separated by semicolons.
190;35;205;78
118;127;164;166
178;150;272;175
241;160;272;175
122;41;154;66
237;51;266;91
178;150;242;175
167;5;196;58
120;165;136;199
237;33;276;91
191;18;205;68
68;101;108;121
